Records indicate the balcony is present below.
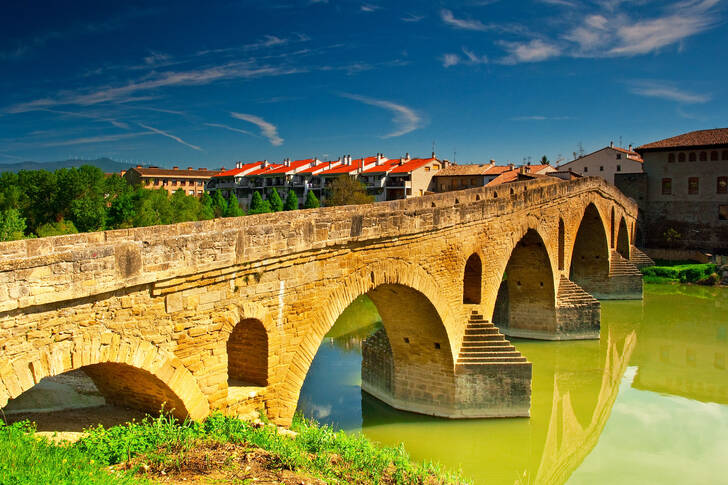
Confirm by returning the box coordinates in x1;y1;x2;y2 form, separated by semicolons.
385;177;411;188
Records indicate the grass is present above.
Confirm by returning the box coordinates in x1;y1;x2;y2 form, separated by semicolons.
2;413;469;484
641;262;718;284
0;420;143;485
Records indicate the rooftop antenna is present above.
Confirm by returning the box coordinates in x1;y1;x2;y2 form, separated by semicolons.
619;135;623;147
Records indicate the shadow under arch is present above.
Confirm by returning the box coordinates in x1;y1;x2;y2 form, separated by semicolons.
569;202;610;296
616;217;630;259
0;335;210;421
493;228;557;339
274;260;458;425
227;318;268;387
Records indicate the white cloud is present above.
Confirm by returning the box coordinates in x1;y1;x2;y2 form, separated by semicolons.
402;13;424;22
138;123;203;151
40;131;153;147
230;112;284;146
499;39;561;64
440;9;490;31
204;122;257;138
339;93;422;138
441;53;461;68
360;4;381;12
510;115;574;121
462;47;488;64
629;81;710;103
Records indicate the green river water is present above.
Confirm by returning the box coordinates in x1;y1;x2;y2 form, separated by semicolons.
296;284;728;485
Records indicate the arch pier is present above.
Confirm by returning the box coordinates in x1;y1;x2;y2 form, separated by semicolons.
0;177;643;425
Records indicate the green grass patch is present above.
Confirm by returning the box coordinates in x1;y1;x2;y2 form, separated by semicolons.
3;413;468;484
0;420;143;485
641;263;718;283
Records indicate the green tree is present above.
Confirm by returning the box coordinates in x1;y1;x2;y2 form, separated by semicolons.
103;173;132;202
0;172;24;212
303;190;320;209
0;209;27;241
70;195;106;232
540;155;550;165
248;191;271;215
16;169;57;232
170;189;201;223
224;194;245;217
35;220;78;237
107;191;137;229
326;175;374;206
211;191;228;218
268;188;283;212
199;193;215;220
134;189;173;227
283;190;299;211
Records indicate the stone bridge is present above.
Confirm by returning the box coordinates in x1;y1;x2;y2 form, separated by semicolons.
0;177;644;425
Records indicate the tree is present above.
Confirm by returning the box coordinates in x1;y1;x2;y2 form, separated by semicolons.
211;191;228;218
133;189;173;227
171;189;202;223
70;194;106;232
199;193;215;220
326;175;374;206
248;191;271;215
36;220;78;237
303;190;320;209
0;209;26;241
540;155;550;165
224;194;245;217
268;188;283;212
283;190;298;211
107;191;137;229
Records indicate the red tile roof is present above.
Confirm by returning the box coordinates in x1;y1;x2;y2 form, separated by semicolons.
264;159;316;174
318;156;378;175
215;161;263;177
486;170;519;186
485;165;513;175
130;167;221;178
247;164;284;176
435;164;493;176
362;158;400;174
637;128;728;151
298;161;338;174
389;157;437;174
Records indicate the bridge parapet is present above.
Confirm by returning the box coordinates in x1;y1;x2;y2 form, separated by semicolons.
0;177;637;313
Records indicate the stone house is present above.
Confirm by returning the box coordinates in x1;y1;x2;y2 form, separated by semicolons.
124;166;222;196
559;143;643;184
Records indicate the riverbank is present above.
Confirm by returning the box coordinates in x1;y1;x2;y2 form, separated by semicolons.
640;261;723;285
1;413;470;485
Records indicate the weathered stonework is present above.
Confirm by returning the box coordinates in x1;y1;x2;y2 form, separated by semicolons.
0;177;641;425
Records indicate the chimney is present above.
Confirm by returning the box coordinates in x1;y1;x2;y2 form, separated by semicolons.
347;154;352;164
509;163;514;170
262;160;268;168
236;161;242;169
610;141;614;148
432;151;435;158
187;166;193;170
376;153;382;165
405;152;410;161
198;167;207;171
172;166;179;170
284;158;290;167
136;165;142;169
628;144;632;151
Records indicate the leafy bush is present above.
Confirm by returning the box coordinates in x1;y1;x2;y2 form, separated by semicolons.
642;263;718;283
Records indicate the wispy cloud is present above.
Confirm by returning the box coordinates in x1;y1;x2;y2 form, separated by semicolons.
402;13;424;22
440;9;490;31
441;47;488;67
204;122;258;138
134;106;188;116
441;53;461;68
41;132;153;147
39;108;129;130
339;93;422;138
230;112;284;146
628;81;710;104
499;39;561;64
138;123;202;151
360;4;381;12
510;115;574;121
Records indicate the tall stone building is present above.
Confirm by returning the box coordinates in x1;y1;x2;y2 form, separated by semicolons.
630;128;728;252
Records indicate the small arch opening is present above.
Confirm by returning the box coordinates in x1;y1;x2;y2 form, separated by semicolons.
558;218;565;270
463;253;483;304
227;318;268;387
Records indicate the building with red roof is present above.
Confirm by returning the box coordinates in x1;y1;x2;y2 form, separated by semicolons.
380;154;444;200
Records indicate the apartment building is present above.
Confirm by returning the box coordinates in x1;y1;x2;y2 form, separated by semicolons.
124;165;222;196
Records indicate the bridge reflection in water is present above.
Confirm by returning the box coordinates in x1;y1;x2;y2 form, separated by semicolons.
297;285;728;485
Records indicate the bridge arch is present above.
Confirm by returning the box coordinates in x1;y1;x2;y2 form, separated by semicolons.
569;203;610;294
616;217;630;259
273;259;458;424
0;335;210;421
492;228;557;338
463;252;483;304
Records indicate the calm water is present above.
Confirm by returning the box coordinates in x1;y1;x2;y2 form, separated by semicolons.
297;285;728;485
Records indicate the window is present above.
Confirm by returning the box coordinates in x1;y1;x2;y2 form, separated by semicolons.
688;177;699;195
721;206;728;221
718;177;728;194
600;166;604;171
678;153;686;162
617;165;622;172
668;153;676;163
711;151;719;161
700;152;707;161
470;178;476;185
616;153;622;160
419;189;424;196
425;166;431;172
689;152;697;162
662;178;672;195
723;151;728;161
433;164;440;169
584;167;588;173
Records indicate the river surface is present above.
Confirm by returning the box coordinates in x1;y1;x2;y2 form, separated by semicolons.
297;285;728;485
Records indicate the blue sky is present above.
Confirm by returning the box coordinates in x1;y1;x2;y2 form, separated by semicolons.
1;0;726;167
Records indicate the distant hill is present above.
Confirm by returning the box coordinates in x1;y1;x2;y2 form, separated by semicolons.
0;158;135;174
